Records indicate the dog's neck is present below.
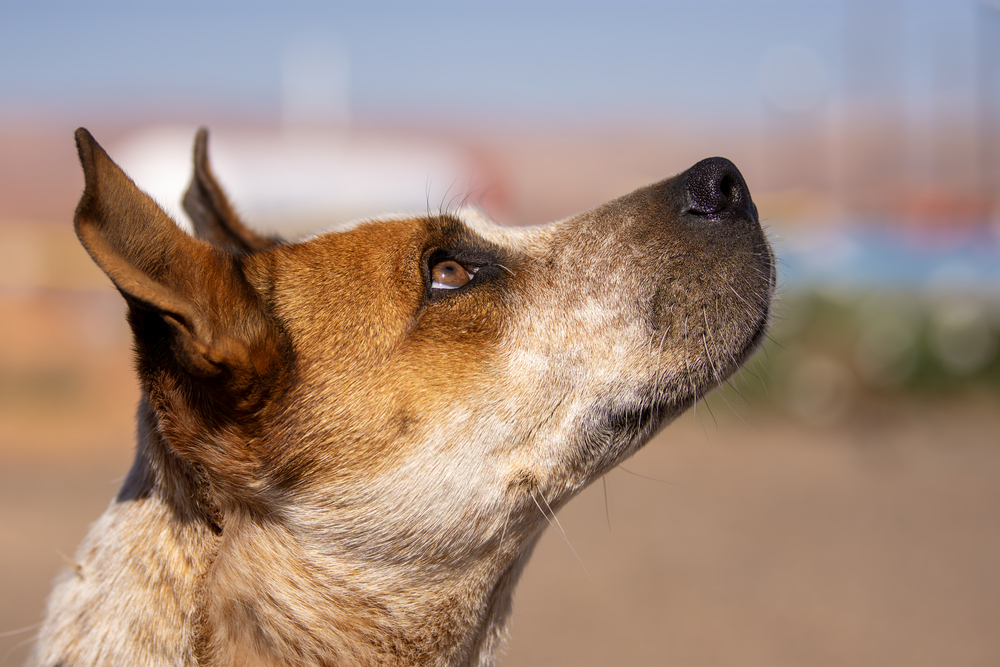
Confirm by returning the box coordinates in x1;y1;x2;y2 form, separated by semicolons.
199;512;536;667
33;398;532;667
30;401;218;666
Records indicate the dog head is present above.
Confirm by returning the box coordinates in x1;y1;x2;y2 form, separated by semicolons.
73;127;773;659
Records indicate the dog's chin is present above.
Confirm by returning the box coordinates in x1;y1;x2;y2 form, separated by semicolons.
574;397;689;481
578;295;773;482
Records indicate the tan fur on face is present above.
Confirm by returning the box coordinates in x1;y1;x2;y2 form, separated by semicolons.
29;130;773;667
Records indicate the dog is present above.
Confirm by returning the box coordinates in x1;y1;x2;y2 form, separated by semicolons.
28;128;774;667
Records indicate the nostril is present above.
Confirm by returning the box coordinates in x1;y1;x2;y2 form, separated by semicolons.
718;173;734;203
683;157;753;220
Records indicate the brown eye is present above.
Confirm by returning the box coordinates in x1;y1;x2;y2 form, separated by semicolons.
431;260;472;290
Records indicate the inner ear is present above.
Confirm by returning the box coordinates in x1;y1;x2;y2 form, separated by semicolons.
183;128;281;253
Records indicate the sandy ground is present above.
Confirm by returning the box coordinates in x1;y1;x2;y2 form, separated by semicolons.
2;292;999;666
500;401;1000;667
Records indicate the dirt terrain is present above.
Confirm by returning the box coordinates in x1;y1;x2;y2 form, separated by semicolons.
2;290;999;666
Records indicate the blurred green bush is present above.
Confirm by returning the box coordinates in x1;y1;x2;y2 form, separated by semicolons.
718;288;1000;424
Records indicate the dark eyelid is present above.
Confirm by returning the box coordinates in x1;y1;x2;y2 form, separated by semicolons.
427;247;493;270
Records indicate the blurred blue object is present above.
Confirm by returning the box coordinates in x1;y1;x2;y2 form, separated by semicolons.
781;224;1000;289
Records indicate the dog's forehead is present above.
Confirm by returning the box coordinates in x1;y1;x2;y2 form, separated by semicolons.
265;216;429;346
298;207;551;255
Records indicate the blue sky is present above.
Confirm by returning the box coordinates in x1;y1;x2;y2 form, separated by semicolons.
0;1;986;125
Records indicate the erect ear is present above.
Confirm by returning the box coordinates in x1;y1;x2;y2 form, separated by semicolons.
182;128;281;253
73;127;264;379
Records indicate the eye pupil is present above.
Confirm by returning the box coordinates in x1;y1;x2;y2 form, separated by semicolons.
431;260;471;290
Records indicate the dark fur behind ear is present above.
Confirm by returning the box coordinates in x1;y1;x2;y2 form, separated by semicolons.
183;128;281;253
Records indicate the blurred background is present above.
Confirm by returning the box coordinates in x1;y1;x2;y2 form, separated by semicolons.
2;1;999;665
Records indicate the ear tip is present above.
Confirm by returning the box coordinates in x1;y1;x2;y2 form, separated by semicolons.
193;127;210;168
73;128;117;229
74;127;114;179
75;127;95;160
74;128;101;217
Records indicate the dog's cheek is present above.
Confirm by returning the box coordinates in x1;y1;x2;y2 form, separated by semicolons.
482;299;646;487
405;284;510;372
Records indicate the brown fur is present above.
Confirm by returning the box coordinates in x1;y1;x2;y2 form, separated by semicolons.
28;128;774;666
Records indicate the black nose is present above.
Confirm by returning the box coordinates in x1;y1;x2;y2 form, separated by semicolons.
683;157;757;222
